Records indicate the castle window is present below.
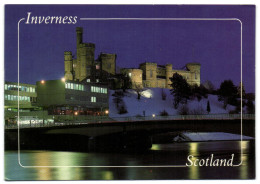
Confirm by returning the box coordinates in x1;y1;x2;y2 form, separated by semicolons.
150;70;153;78
140;74;142;78
195;72;197;79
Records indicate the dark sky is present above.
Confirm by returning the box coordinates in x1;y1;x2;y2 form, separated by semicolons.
5;5;255;92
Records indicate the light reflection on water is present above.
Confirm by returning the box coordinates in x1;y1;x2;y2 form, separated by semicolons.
5;141;254;180
188;142;200;179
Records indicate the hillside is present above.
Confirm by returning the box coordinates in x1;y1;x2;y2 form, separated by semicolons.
109;88;244;118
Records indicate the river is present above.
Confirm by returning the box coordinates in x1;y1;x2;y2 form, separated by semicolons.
4;140;255;180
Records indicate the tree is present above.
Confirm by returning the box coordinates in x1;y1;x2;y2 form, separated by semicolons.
246;99;255;114
122;74;132;92
218;80;238;109
207;100;211;114
170;73;191;109
134;84;144;100
113;90;123;108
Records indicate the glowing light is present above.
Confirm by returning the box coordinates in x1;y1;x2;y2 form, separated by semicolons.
142;89;153;98
152;114;155;118
61;77;66;82
74;112;78;116
41;80;45;84
105;110;109;114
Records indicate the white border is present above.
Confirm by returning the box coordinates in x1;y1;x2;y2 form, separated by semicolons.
16;17;244;168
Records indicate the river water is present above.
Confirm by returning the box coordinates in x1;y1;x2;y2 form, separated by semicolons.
5;140;255;180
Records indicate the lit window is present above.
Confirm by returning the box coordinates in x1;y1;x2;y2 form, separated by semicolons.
91;96;96;103
5;95;7;100
140;74;142;78
75;84;79;90
91;86;94;92
96;79;99;83
87;79;90;83
4;84;7;90
129;73;132;77
105;88;107;94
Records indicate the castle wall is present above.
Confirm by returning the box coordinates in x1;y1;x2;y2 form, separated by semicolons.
134;62;200;89
120;68;143;88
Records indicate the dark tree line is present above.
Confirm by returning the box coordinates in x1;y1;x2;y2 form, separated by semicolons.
169;73;254;114
170;73;209;109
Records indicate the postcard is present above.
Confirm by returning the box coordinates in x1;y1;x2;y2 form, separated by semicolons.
4;5;255;180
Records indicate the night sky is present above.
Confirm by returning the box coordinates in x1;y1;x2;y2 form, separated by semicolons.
5;5;255;92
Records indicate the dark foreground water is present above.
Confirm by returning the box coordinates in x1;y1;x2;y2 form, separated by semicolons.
5;141;255;180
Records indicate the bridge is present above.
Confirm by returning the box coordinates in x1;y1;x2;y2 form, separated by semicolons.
5;114;255;151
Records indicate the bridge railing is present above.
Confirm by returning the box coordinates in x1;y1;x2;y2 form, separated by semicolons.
5;114;255;129
110;114;255;122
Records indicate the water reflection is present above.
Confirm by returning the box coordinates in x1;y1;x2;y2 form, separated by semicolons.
5;141;254;180
188;142;200;179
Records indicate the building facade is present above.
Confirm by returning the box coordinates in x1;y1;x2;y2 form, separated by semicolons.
4;81;37;111
36;79;109;115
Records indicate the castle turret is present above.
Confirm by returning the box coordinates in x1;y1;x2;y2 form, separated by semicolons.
186;63;201;86
165;64;173;88
64;51;73;80
76;27;83;50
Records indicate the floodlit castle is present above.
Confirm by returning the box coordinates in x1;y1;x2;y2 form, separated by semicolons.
64;27;201;89
121;62;201;89
64;27;116;82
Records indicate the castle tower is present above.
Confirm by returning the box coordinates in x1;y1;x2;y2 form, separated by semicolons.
76;27;83;55
165;64;173;89
139;62;157;87
98;53;117;75
64;51;73;80
73;27;96;81
78;43;95;81
74;27;83;81
186;63;201;86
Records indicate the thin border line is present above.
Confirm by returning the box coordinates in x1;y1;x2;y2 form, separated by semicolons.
17;17;243;168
